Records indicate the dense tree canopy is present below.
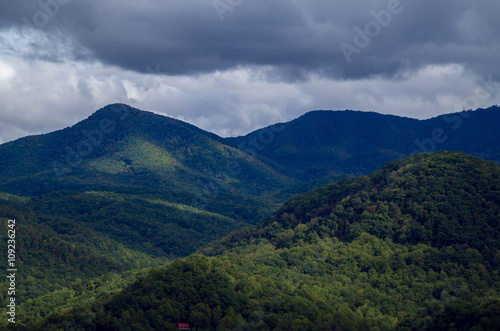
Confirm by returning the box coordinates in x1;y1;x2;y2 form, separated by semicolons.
13;151;500;330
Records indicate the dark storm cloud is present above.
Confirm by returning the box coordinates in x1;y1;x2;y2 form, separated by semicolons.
2;0;500;81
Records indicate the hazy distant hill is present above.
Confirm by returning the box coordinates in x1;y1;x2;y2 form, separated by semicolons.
25;151;500;330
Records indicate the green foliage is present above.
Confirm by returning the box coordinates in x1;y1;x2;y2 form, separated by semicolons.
20;151;500;330
0;198;164;326
27;189;247;257
26;232;500;330
242;151;500;257
26;255;249;330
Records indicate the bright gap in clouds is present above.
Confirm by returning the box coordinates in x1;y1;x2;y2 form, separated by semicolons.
0;60;15;81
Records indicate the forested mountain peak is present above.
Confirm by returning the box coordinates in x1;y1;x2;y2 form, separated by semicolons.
0;103;288;197
223;106;500;180
293;108;419;122
83;103;218;139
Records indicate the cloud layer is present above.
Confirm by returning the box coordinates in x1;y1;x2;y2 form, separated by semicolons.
0;0;499;142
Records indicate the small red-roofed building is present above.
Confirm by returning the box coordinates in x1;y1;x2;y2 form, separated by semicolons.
178;323;191;330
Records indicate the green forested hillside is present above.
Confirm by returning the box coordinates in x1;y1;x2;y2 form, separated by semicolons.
0;104;290;260
0;185;279;325
0;104;287;196
212;151;500;254
0;196;165;325
20;151;500;330
0;104;289;324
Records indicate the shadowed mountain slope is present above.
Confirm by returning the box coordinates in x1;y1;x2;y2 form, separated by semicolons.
223;106;500;180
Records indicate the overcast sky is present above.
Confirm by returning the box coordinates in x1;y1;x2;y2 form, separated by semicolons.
0;0;499;143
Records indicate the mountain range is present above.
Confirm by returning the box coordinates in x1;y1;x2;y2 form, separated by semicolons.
0;104;498;257
0;104;499;329
2;104;499;194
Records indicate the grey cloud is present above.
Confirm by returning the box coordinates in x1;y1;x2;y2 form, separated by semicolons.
1;0;500;81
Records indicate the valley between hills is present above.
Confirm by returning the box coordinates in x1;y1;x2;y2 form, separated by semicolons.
0;104;499;330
